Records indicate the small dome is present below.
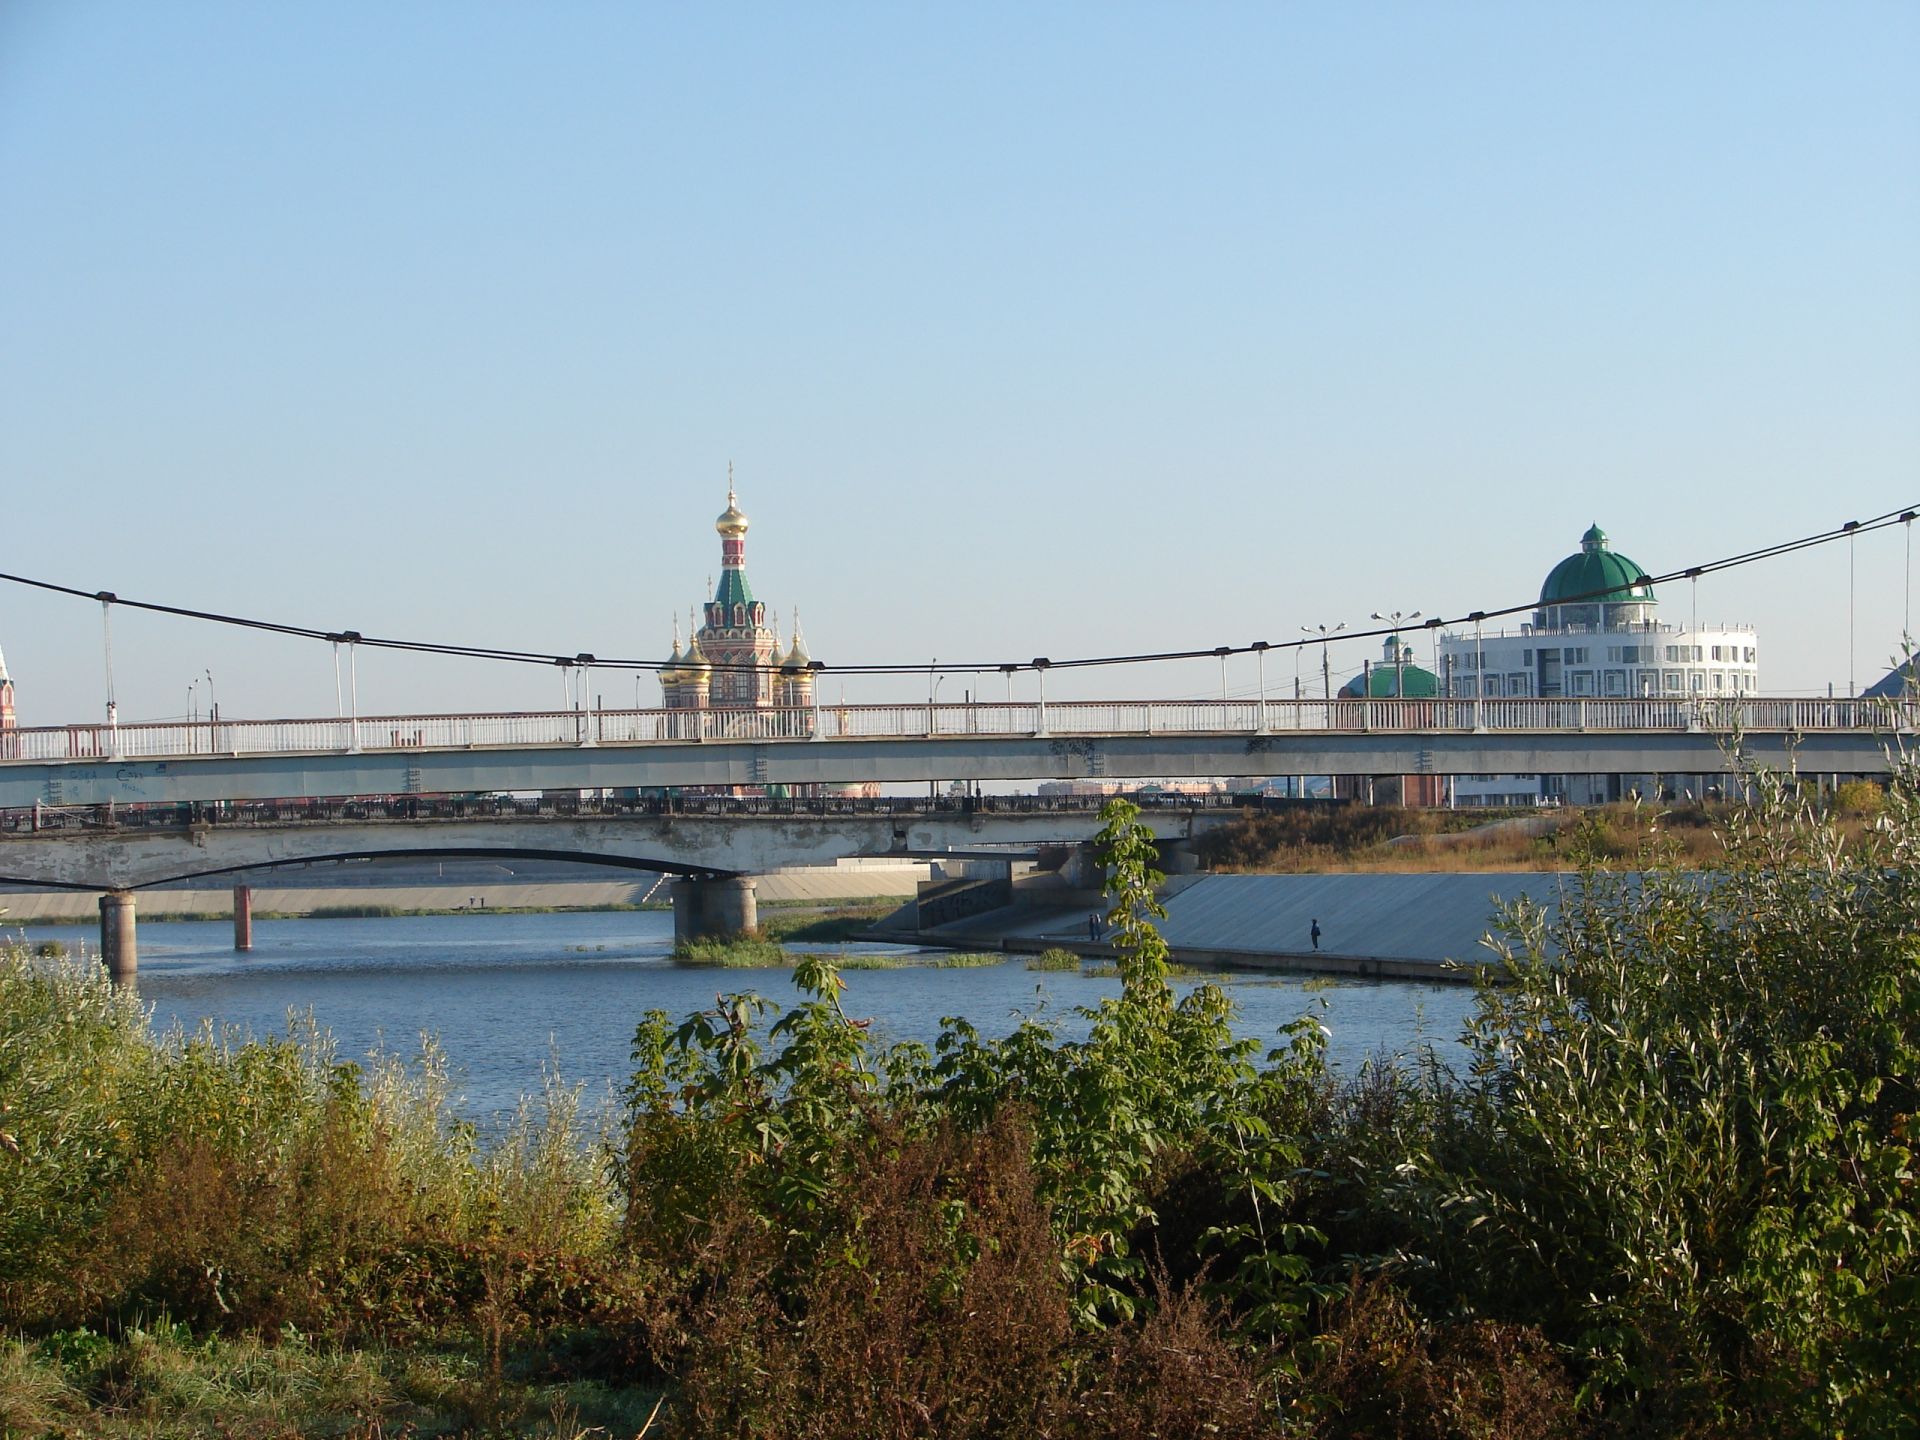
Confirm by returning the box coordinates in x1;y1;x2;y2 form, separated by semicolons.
682;638;712;676
659;625;686;686
783;619;811;669
1340;658;1438;699
1540;523;1654;607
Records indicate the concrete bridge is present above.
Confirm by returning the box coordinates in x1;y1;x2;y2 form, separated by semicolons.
2;693;1903;984
0;798;1225;985
0;696;1903;811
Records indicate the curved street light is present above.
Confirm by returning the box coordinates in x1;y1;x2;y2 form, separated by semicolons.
1369;610;1423;696
1301;622;1345;700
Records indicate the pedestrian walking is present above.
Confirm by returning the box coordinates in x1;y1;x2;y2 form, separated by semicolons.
1310;918;1321;951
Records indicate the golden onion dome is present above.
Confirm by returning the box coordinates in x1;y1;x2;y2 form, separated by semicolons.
682;639;713;678
659;628;686;686
716;485;749;537
782;614;811;669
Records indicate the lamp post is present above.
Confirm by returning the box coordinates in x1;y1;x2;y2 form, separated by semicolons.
1302;623;1345;705
204;669;216;750
1369;610;1422;698
1214;645;1231;702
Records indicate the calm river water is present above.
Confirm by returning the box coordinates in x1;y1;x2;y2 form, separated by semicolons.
12;911;1477;1128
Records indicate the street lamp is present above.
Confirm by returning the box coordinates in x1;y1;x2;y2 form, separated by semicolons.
1369;610;1422;697
1301;623;1345;702
1251;641;1270;731
204;669;216;747
1213;645;1231;702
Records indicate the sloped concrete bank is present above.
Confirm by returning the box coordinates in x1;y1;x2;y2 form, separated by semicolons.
884;871;1578;984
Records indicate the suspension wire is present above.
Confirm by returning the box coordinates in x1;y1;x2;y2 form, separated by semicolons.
1848;519;1859;696
1906;511;1914;649
0;503;1914;681
99;596;117;724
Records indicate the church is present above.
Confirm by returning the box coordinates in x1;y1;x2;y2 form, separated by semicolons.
658;475;817;715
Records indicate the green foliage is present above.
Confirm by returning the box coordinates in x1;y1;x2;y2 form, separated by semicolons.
1432;761;1920;1434
669;933;790;967
18;781;1920;1435
0;950;619;1350
1026;947;1084;971
1833;777;1885;817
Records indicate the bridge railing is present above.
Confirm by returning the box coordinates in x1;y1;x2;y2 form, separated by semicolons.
0;695;1910;764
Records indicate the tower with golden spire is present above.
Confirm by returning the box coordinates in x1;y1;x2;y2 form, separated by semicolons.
662;468;813;713
0;645;14;735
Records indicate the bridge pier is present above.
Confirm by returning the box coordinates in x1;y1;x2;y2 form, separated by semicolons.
233;884;253;952
99;891;137;987
671;876;759;943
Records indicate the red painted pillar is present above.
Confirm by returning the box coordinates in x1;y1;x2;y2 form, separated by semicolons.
233;884;253;952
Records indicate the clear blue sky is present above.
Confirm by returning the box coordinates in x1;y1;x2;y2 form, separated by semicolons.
3;2;1916;721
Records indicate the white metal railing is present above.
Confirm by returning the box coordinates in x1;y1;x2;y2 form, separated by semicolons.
0;696;1908;765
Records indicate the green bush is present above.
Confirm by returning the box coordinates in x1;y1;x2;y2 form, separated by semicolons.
1429;762;1920;1434
1026;948;1083;971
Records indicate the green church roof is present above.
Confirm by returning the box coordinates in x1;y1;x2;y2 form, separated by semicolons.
1340;663;1439;699
1539;523;1655;607
715;566;756;611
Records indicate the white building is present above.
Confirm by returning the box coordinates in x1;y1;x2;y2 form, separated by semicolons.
1439;524;1758;806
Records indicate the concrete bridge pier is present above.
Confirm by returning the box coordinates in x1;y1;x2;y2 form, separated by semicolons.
1155;839;1201;876
99;891;137;987
234;884;253;952
671;876;759;944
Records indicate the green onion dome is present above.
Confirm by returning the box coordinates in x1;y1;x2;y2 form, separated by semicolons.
1540;524;1654;607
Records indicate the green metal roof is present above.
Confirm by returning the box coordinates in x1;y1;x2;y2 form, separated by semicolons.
1539;523;1654;607
1340;663;1439;699
715;566;756;611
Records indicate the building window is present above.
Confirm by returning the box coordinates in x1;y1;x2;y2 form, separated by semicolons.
1691;672;1704;692
1509;673;1530;696
1572;671;1595;695
1604;669;1626;694
1523;649;1533;665
1712;672;1725;691
1664;671;1682;692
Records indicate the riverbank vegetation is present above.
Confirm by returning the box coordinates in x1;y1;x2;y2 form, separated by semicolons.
4;780;1916;1436
1196;799;1736;872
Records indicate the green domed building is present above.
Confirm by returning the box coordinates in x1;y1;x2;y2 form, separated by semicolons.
1535;525;1657;630
1339;635;1439;698
1434;523;1760;807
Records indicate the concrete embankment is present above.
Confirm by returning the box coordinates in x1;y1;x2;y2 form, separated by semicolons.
884;871;1576;984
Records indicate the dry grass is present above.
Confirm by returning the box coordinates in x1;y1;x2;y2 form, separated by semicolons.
1197;803;1739;874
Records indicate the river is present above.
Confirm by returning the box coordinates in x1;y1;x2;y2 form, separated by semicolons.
9;910;1478;1128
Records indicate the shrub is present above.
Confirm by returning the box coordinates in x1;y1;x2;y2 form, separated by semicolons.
1026;948;1083;971
1433;760;1920;1434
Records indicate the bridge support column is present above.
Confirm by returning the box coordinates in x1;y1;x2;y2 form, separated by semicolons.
99;891;137;988
233;884;253;952
1155;839;1200;876
671;876;759;943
